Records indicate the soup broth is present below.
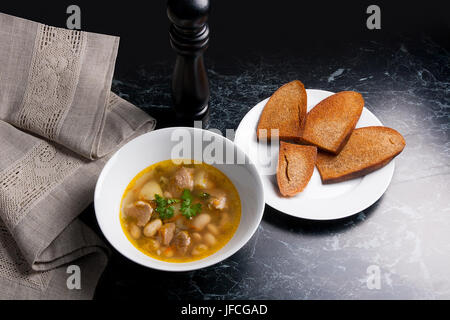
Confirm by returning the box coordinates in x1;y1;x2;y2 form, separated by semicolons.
120;160;241;262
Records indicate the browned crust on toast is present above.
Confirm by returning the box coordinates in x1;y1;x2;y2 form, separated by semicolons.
316;126;406;184
257;80;307;142
318;156;396;184
277;141;317;197
301;91;364;154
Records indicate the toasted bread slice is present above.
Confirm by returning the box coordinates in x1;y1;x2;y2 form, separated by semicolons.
301;91;364;154
316;126;406;184
277;141;317;197
257;80;307;142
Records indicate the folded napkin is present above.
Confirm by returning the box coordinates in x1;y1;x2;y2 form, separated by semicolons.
0;13;156;299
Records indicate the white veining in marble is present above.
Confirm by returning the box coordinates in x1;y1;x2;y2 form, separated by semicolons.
101;35;449;300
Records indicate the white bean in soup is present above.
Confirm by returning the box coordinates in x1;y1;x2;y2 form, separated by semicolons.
120;159;241;263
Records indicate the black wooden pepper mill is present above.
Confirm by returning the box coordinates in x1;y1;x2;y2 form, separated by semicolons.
167;0;210;122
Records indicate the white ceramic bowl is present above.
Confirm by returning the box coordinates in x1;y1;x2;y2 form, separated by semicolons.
94;127;265;272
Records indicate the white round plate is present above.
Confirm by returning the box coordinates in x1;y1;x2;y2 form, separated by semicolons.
234;89;394;220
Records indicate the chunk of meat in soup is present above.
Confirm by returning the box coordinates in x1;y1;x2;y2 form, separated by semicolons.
208;189;227;210
168;167;194;197
159;222;176;246
173;231;191;254
124;201;153;227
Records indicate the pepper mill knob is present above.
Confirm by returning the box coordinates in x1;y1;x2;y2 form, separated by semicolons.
167;0;210;121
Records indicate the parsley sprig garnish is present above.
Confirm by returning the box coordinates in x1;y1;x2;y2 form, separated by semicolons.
180;189;202;219
154;190;203;220
154;194;179;219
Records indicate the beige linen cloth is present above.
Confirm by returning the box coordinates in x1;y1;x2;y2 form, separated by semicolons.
0;13;156;299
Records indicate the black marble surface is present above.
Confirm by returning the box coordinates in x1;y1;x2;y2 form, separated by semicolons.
86;34;449;300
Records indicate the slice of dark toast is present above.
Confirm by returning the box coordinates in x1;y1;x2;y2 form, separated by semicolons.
257;80;307;142
316;126;406;184
301;91;364;154
277;141;317;197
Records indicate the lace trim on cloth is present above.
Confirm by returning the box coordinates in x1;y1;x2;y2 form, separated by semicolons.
0;221;51;290
0;142;83;229
16;24;87;141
